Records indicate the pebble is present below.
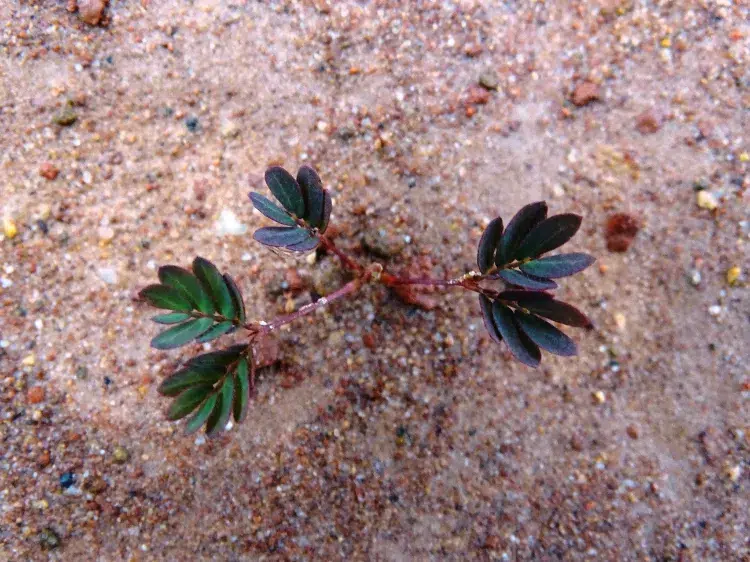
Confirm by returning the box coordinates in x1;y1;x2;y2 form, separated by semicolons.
22;354;36;367
215;209;247;236
635;109;662;134
112;445;129;464
571;81;601;107
614;312;626;331
726;266;740;285
592;390;606;404
97;266;119;285
39;162;60;180
27;386;45;404
726;465;741;482
696;190;718;210
98;226;115;243
60;472;76;489
39;527;60;550
53;108;77;127
220;121;240;139
185;116;200;132
78;0;106;25
478;70;499;91
708;305;721;316
3;217;18;239
689;270;702;286
605;213;639;252
466;85;490;105
626;425;639;439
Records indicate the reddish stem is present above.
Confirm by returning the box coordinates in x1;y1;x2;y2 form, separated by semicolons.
318;234;365;274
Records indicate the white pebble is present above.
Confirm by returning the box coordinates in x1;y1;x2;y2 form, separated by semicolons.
97;266;119;285
708;305;721;316
215;209;247;236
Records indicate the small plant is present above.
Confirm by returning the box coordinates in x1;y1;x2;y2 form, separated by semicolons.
139;165;595;436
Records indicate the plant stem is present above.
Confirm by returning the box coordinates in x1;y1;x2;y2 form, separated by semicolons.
318;234;365;274
247;278;363;335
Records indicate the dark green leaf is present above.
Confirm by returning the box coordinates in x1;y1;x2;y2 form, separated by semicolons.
297;165;326;228
188;346;246;373
150;317;214;350
287;234;319;253
158;367;223;396
139;284;192;312
206;376;234;436
151;312;192;324
320;190;332;234
497;290;554;304
192;257;235;319
196;321;234;343
476;217;504;273
158;265;214;314
223;274;246;323
498;269;558;290
515;311;577;356
265;166;304;217
253;226;310;248
515;213;582;260
233;356;251;423
491;302;541;367
520;299;592;328
496;201;548;265
167;385;213;420
478;294;502;343
248;192;296;226
185;393;218;434
519;253;595;278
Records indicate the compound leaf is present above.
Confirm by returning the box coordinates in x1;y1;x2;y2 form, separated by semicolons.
265;166;304;217
185;393;218;435
193;257;235;319
491;302;541;367
515;213;582;260
297;165;326;228
479;294;502;343
167;385;213;421
139;284;192;312
151;317;214;350
249;192;296;226
515;311;577;356
233;356;251;423
520;253;595;279
253;226;311;248
158;265;214;314
496;201;548;265
476;217;504;273
498;269;557;290
196;321;234;343
152;312;192;324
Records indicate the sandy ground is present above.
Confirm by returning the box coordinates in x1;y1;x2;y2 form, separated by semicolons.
1;1;748;560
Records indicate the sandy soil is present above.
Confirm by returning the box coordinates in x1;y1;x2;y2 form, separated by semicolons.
1;1;748;560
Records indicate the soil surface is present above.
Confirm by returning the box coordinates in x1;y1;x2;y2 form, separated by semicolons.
1;1;748;561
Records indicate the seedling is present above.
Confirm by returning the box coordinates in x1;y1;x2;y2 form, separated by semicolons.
139;165;595;436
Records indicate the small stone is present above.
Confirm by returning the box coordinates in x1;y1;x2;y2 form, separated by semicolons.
478;70;499;91
84;475;108;494
626;425;639;439
60;472;76;489
708;305;721;317
39;162;60;180
592;390;606;404
97;266;118;285
112;445;129;464
464;42;483;57
696;190;718;210
53;108;77;126
220;121;240;139
614;312;626;331
3;217;18;239
78;0;106;25
571;81;601;107
215;209;247;236
551;184;565;198
726;266;741;286
98;226;115;243
39;527;61;550
38;450;51;468
689;270;702;286
605;213;639;252
185;116;200;132
466;85;490;105
22;354;36;367
32;499;49;511
635;109;662;134
27;386;45;404
726;464;741;482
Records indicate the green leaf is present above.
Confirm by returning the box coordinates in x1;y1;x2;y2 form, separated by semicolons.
188;346;246;373
253;226;311;248
139;284;192;312
150;317;214;350
248;192;297;226
192;257;235;319
476;216;504;273
185;393;218;435
265;166;305;217
206;376;235;436
515;213;582;260
519;253;595;279
167;385;213;420
158;266;214;314
515;311;577;356
478;294;502;343
519;299;592;328
297;165;326;228
151;312;192;324
496;201;547;265
287;233;319;253
157;367;224;396
196;321;234;343
491;302;541;367
320;190;332;234
223;274;246;323
497;269;557;290
233;356;251;423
